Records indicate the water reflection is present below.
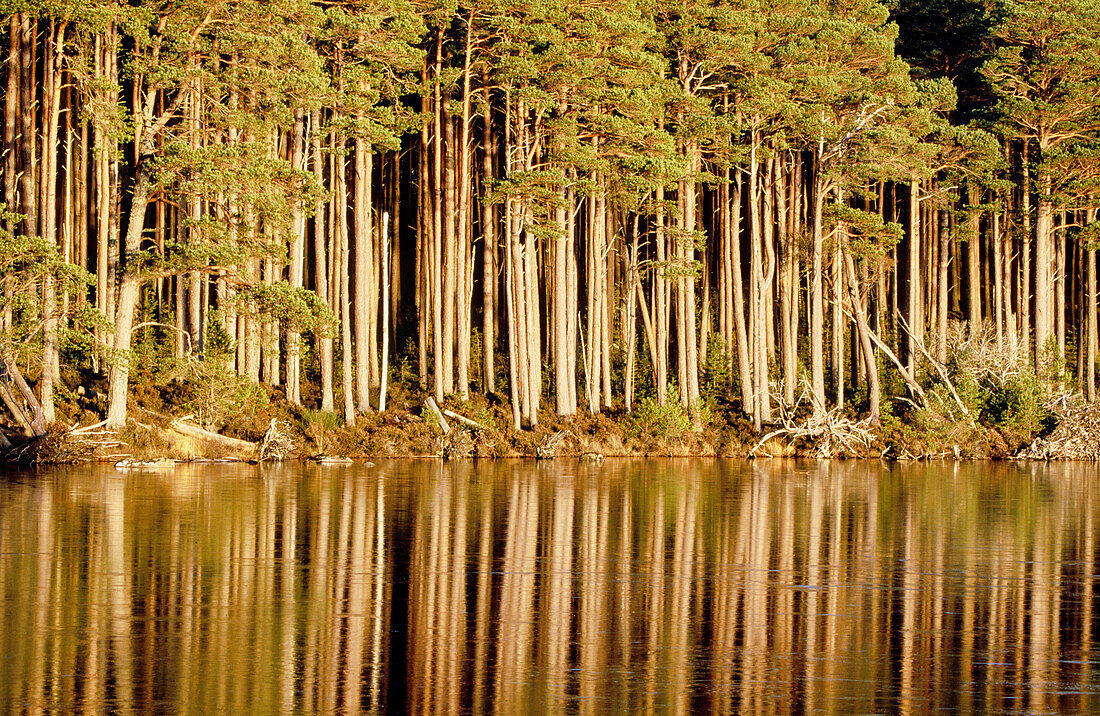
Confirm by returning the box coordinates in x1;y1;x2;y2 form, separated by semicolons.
2;459;1100;713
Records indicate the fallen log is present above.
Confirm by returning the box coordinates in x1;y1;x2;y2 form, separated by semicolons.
424;397;450;433
443;409;480;430
168;419;258;455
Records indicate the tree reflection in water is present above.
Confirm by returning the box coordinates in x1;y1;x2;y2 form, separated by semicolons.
1;459;1099;713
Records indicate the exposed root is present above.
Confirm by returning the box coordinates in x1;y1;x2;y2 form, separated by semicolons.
3;424;126;465
536;431;568;459
1018;394;1100;460
751;382;876;459
259;418;295;462
442;428;474;459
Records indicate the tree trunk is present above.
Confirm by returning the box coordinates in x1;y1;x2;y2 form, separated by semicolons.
937;206;949;363
379;212;391;412
554;164;572;415
907;177;921;372
312;111;334;412
353;135;374;413
844;247;880;424
655;181;669;406
334;123;356;426
39;20;66;423
286;110;306;406
966;182;982;335
1088;220;1097;401
832;185;846;411
1019;143;1032;360
481;85;496;395
19;14;37;241
3;15;17;234
810;153;827;416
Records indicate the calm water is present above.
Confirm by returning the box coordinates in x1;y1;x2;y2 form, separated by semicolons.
2;459;1100;714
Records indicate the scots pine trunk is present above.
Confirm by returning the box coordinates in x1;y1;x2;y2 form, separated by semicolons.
810;154;826;417
481;86;496;394
1088;218;1097;401
286;110;306;406
353;134;374;414
312;111;334;412
966;182;981;334
39;20;66;423
907;177;921;372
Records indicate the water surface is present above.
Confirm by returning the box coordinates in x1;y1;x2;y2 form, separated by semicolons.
2;459;1099;713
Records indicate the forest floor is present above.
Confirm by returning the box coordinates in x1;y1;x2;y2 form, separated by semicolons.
0;373;1060;465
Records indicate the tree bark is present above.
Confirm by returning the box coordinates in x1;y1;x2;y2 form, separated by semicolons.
353;134;374;413
312;111;334;412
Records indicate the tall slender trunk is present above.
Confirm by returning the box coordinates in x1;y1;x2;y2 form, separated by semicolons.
1035;138;1055;367
286;110;306;406
832;187;845;410
312;110;334;412
966;181;982;335
777;155;796;406
455;26;474;400
553;157;572;415
675;136;700;412
1088;212;1097;401
655;180;669;406
39;21;66;423
105;167;152;428
19;14;37;240
810;153;827;416
907;177;921;373
747;134;763;429
379;212;391;412
353;134;374;413
430;59;445;403
936;204;949;363
993;204;1004;346
1019;143;1032;360
3;15;17;236
480;84;496;394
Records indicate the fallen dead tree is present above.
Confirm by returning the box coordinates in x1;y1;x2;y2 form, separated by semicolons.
750;382;876;459
3;420;126;465
168;418;259;457
1018;395;1100;460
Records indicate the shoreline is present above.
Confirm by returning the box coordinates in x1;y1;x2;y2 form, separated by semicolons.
3;384;1083;465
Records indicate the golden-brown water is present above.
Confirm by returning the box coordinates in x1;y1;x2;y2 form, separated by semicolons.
1;459;1099;714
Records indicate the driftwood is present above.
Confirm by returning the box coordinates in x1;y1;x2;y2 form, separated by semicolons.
169;419;258;454
311;455;354;465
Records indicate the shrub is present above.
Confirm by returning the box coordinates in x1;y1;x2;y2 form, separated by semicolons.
627;396;692;442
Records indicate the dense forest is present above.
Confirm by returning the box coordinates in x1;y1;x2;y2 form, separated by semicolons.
1;0;1099;444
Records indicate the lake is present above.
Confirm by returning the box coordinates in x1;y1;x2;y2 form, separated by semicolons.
1;459;1099;713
